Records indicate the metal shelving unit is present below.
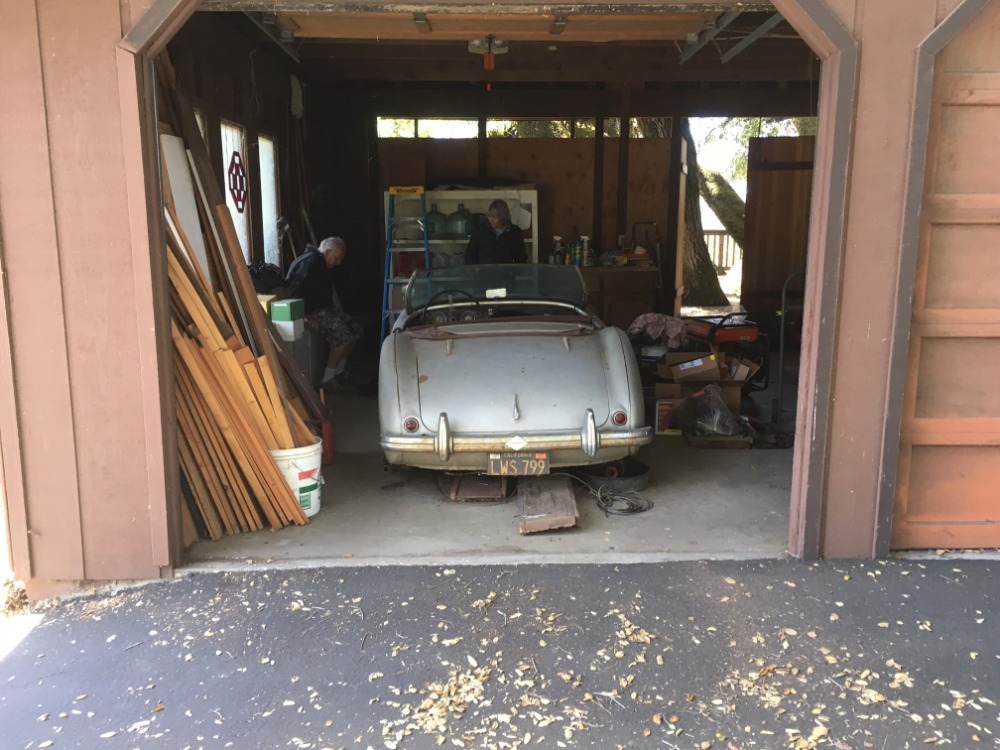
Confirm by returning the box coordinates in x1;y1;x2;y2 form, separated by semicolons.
382;188;539;265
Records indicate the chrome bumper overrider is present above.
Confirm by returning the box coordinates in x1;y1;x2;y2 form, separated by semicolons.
381;409;653;462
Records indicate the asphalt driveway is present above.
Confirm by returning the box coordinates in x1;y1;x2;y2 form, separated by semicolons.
1;558;997;749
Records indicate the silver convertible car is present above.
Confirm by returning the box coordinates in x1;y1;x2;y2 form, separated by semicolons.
378;264;653;474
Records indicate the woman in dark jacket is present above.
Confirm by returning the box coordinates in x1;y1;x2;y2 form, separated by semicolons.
464;199;528;264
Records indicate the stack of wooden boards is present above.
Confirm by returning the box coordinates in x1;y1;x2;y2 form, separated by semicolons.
157;56;328;540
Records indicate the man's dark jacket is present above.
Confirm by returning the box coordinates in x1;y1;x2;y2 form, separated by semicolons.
284;246;331;314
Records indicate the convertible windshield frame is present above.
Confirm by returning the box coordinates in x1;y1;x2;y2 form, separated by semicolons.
404;264;588;314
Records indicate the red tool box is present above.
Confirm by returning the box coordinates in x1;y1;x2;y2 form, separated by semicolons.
684;313;769;391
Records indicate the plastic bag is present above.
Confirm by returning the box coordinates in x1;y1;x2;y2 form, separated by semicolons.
248;261;284;294
672;384;751;438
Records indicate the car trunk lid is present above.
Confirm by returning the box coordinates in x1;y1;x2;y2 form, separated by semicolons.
410;334;611;431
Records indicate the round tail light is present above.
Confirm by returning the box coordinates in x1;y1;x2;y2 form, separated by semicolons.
612;411;628;426
403;418;420;432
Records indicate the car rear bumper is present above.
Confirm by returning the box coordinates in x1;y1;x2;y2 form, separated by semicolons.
381;408;653;469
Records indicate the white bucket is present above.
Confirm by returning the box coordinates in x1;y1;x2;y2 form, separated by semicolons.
270;438;324;518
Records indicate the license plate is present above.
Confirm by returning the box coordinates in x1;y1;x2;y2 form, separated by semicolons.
487;452;549;476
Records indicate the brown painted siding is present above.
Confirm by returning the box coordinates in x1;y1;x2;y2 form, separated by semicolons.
40;0;161;579
892;0;1000;549
0;0;164;581
813;1;944;558
1;0;86;580
2;0;999;586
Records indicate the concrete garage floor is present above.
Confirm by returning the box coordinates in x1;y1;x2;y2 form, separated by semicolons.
186;389;793;569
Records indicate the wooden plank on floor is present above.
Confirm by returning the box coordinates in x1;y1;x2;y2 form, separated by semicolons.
450;475;507;503
518;476;579;534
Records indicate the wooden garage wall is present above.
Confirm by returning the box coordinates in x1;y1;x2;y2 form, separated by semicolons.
166;14;296;264
741;136;815;314
378;137;670;254
892;0;1000;549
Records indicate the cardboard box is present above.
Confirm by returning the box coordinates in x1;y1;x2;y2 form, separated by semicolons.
673;381;742;414
727;358;751;382
656;373;741;413
274;319;304;342
714;381;743;413
661;352;708;370
654;383;682;400
725;355;761;383
655;350;750;414
671;354;720;382
655;399;683;435
657;353;722;381
271;298;305;322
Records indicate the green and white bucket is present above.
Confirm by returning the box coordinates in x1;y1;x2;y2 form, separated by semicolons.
271;438;324;517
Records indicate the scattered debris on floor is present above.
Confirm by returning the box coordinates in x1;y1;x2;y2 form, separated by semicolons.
2;577;27;617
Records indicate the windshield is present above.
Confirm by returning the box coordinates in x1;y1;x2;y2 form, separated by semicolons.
405;264;587;314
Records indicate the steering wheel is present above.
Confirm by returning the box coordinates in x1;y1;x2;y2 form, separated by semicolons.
420;289;481;322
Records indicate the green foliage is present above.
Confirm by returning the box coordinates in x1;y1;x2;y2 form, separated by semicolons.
569;118;622;138
376;118;416;138
631;118;671;139
487;119;572;138
702;117;818;180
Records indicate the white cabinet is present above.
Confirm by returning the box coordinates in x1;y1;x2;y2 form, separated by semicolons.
383;188;539;270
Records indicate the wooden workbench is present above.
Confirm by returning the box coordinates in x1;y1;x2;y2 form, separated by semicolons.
579;266;661;329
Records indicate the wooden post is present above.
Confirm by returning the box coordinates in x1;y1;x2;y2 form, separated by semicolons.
592;116;605;249
615;88;631;242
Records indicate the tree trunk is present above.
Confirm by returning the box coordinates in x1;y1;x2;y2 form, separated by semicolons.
635;117;730;308
678;120;730;308
699;169;746;250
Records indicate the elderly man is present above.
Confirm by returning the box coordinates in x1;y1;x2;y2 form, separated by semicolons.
284;236;363;390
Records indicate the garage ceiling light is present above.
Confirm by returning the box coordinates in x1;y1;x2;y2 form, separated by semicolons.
468;37;509;56
469;36;508;72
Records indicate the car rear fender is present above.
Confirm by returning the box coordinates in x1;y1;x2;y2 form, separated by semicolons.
378;332;423;433
600;326;645;427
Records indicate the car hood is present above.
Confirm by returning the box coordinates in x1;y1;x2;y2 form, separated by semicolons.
400;329;613;431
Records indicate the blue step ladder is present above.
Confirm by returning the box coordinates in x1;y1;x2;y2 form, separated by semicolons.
381;186;431;344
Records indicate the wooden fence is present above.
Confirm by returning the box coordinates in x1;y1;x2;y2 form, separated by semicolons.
704;230;740;274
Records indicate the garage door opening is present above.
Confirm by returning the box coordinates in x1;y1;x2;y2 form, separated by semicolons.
121;2;853;568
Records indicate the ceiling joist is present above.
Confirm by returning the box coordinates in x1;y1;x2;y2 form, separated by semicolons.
720;12;784;63
242;11;300;61
273;11;718;42
678;9;741;63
